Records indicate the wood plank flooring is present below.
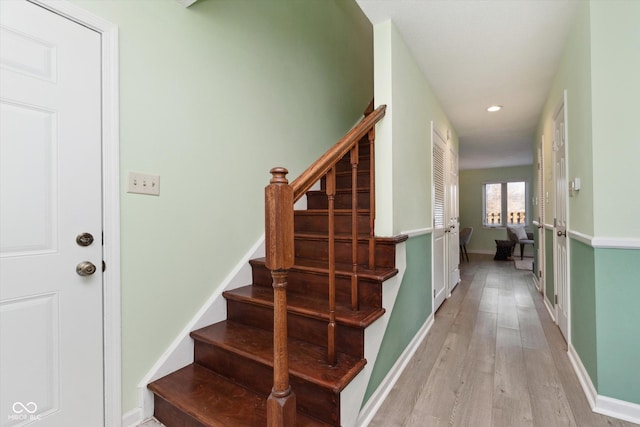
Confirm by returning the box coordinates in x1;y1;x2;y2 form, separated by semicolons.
369;255;636;427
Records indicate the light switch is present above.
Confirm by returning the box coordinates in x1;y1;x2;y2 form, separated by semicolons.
127;172;160;196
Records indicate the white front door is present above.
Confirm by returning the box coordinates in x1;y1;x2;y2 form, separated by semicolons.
0;1;104;425
432;125;447;311
447;144;460;293
553;101;569;341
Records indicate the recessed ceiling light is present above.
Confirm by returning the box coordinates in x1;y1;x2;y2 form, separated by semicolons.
487;105;502;112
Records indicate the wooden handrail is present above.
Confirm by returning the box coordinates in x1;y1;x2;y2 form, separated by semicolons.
290;105;386;200
265;103;385;426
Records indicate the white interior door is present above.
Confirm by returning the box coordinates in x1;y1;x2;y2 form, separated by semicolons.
447;145;460;293
432;126;447;311
553;102;569;341
0;1;104;425
537;141;545;293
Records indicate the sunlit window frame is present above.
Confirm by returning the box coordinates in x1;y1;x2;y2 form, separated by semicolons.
482;180;529;228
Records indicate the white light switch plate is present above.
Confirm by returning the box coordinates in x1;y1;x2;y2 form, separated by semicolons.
127;172;160;195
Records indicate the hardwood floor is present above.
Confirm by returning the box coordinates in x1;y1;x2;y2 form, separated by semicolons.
369;255;636;427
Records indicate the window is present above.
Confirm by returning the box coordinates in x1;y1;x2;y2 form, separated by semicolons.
483;181;527;226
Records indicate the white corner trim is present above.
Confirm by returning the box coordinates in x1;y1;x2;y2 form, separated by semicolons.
567;344;597;409
356;314;435;427
134;235;266;421
568;345;640;425
594;395;640;425
401;227;433;238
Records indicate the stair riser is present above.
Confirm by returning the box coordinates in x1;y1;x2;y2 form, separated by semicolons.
294;238;397;269
194;344;340;425
226;300;365;358
250;263;382;307
306;191;371;210
294;212;370;234
334;155;371;174
321;171;370;190
154;395;207;427
295;238;373;266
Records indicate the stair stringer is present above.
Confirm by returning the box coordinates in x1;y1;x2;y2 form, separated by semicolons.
339;240;407;427
135;235;266;421
133;192;316;422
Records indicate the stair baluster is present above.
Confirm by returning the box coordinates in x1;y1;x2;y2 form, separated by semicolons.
350;145;360;311
367;127;376;270
326;167;337;366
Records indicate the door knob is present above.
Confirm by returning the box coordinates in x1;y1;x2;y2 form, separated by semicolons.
557;230;567;237
76;261;97;276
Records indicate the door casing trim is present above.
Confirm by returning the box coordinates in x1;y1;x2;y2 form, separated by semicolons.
28;1;121;424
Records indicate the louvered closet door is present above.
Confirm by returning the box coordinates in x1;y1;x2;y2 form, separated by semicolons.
432;127;447;311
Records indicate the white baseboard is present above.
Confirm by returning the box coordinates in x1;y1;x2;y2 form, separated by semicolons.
531;274;541;293
543;295;556;322
594;395;640;425
568;344;640;425
467;249;495;255
567;344;597;408
122;407;143;427
356;313;435;426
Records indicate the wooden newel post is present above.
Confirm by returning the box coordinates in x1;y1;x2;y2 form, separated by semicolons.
265;167;296;427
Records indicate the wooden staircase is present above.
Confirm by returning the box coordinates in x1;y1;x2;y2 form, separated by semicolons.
148;105;406;426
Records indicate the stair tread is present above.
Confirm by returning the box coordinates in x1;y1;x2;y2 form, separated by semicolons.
149;364;329;427
225;284;385;328
191;320;366;392
250;257;398;282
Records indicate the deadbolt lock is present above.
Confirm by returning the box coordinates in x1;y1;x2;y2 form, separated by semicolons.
76;233;94;247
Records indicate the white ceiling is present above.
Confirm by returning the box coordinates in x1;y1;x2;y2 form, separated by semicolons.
356;0;579;170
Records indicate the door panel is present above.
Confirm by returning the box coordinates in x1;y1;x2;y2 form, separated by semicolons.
433;128;447;311
0;1;104;425
553;103;569;341
448;144;460;292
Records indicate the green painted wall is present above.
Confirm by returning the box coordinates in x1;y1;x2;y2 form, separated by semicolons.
590;1;640;239
536;1;640;407
595;248;640;404
70;0;373;412
459;166;533;254
373;20;457;236
363;233;432;402
535;0;593;236
570;239;597;388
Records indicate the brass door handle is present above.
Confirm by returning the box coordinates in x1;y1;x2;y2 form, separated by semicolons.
557;230;567;237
